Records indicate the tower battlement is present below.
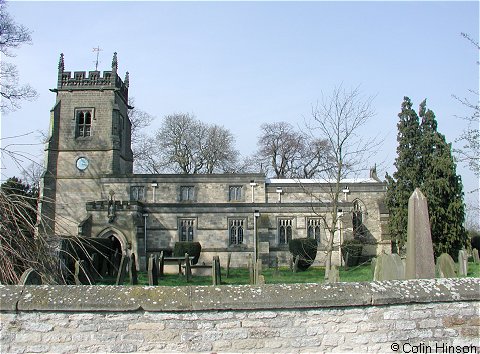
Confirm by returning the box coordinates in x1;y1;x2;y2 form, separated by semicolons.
57;52;129;103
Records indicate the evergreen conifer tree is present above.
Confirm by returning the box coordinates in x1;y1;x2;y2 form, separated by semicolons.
419;101;467;259
386;98;467;258
385;97;422;253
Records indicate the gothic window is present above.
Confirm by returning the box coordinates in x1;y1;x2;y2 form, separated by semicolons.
278;218;293;245
179;219;195;241
76;109;93;137
229;186;243;201
130;186;145;201
307;218;323;243
180;186;195;201
229;219;244;245
352;200;363;239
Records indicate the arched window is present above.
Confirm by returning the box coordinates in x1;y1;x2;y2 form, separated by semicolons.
76;109;93;137
229;219;244;245
278;219;293;245
180;219;195;241
352;200;364;239
307;218;323;243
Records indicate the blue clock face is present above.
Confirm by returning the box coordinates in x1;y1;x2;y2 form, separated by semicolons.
76;157;89;171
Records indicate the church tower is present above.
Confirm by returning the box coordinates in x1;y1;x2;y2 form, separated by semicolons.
38;53;133;237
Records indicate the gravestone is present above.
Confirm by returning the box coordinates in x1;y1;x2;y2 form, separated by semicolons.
293;255;300;273
158;251;165;277
327;265;339;283
247;254;254;285
226;253;231;278
258;274;265;285
436;253;457;278
184;253;192;282
115;255;128;285
148;254;158;285
473;249;480;264
129;254;138;285
458;250;468;277
212;256;221;285
75;260;93;285
18;268;42;285
405;188;435;279
374;253;405;281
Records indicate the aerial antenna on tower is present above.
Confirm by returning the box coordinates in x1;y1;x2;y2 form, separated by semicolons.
93;46;102;71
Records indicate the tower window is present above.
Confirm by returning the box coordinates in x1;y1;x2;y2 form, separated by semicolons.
76;109;93;137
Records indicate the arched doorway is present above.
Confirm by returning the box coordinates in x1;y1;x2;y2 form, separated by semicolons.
96;228;131;276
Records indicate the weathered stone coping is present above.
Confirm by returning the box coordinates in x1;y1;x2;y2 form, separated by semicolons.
1;278;478;313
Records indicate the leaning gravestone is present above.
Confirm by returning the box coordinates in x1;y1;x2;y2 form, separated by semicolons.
129;254;138;285
458;250;468;277
148;254;158;285
374;253;405;281
436;253;457;278
473;249;480;264
327;265;340;283
115;255;128;285
18;268;42;285
405;188;435;279
247;254;254;285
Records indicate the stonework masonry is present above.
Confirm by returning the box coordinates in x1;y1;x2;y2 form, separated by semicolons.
1;279;479;353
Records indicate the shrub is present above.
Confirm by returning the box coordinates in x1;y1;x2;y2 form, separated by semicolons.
173;242;202;265
288;238;318;271
471;234;480;252
341;238;363;267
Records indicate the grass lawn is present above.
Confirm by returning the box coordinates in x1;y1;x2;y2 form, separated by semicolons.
97;261;479;286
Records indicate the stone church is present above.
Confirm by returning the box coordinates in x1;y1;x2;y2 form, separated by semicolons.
38;53;390;271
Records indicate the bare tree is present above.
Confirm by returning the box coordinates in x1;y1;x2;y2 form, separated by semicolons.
255;121;331;178
309;86;378;278
203;124;238;173
152;113;238;174
453;33;479;179
128;98;154;154
0;0;37;113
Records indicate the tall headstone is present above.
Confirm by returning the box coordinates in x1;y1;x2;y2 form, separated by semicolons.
18;268;42;285
116;255;128;285
158;251;165;277
129;254;138;285
293;255;300;273
405;188;435;279
473;249;480;264
212;256;221;285
75;260;93;285
327;265;340;283
458;250;468;277
436;253;457;278
247;254;254;285
184;253;192;282
374;253;405;281
148;254;158;285
226;253;231;278
273;256;280;277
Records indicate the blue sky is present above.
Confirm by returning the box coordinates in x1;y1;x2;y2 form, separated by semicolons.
1;1;479;223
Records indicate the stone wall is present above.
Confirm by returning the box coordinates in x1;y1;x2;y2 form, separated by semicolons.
1;279;478;353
